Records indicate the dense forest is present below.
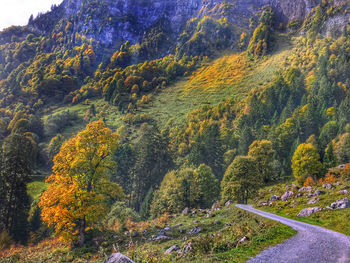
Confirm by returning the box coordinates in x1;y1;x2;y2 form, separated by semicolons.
1;0;350;262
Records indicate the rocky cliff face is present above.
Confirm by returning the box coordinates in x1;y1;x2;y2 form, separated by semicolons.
52;0;319;46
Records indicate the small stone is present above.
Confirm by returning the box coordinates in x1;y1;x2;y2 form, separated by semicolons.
323;183;333;190
225;200;234;206
188;227;202;235
182;207;190;215
339;190;349;194
211;201;220;211
183;242;192;253
297;207;322;217
268;188;273;192
270;195;280;201
308;197;320;204
297;193;303;198
281;191;294;201
299;186;312;192
164;227;171;231
179;229;186;234
193;220;199;225
315;190;326;196
213;220;220;225
225;222;231;226
238;236;249;244
259;201;268;206
164;245;180;255
142;229;148;235
132;231;139;237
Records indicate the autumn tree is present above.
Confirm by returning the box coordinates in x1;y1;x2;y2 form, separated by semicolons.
221;156;261;204
248;140;275;183
291;143;322;186
39;120;124;246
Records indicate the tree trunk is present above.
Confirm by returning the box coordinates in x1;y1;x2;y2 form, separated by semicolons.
78;217;86;247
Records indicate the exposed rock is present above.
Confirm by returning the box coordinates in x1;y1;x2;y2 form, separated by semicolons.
238;236;249;244
193;220;200;225
323;183;333;190
330;198;350;209
297;193;303;198
270;195;280;201
104;253;135;263
297;207;322;217
164;245;180;255
213;220;220;225
315;190;326;196
281;191;294;201
179;229;186;234
339;190;349;194
182;207;190;215
164;227;171;231
225;222;231;226
132;231;139;237
188;227;202;235
299;186;312;192
183;242;193;253
211;201;220;211
259;201;268;206
225;200;234;206
341;186;350;190
153;235;171;241
308;197;320;204
268;188;273;192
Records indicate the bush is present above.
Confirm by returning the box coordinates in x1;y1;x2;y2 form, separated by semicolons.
105;202;140;231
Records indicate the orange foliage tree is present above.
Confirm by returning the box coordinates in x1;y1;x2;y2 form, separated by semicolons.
39;120;124;246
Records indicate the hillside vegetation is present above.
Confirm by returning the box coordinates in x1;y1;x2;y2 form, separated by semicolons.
1;0;350;262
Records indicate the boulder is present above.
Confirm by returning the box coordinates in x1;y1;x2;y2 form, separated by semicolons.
308;197;320;204
323;183;333;190
182;207;190;215
315;190;325;196
330;198;350;209
339;190;349;194
281;191;294;201
153;235;171;241
299;186;312;192
270;195;280;201
104;253;135;263
183;242;193;253
164;245;180;255
188;227;202;235
297;207;322;217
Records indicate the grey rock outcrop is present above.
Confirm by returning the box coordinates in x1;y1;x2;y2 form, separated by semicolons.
281;191;294;201
165;245;180;254
297;207;322;217
330;198;350;209
104;253;135;263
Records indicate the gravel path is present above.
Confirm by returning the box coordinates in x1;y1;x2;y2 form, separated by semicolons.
236;204;350;263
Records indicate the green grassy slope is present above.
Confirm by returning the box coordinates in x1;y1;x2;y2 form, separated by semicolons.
140;34;293;126
255;180;350;235
0;204;296;263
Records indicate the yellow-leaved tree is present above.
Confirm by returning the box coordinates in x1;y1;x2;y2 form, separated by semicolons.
39;120;124;246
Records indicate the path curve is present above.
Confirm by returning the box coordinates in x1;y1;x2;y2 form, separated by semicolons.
236;204;350;263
